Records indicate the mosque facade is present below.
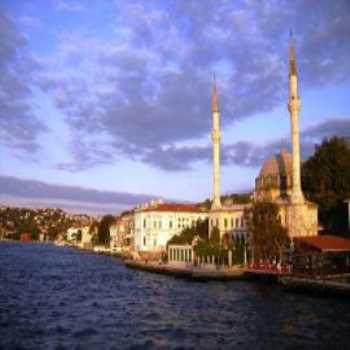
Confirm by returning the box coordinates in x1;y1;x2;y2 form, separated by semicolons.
209;35;318;240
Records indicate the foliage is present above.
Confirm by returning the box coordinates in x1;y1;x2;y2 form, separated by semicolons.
194;226;224;257
302;137;350;236
96;215;115;245
210;226;220;243
168;218;208;245
232;238;245;265
194;229;245;264
0;207;77;241
244;200;289;262
199;193;251;209
75;229;82;242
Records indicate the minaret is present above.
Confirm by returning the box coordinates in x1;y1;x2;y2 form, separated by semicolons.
287;32;304;203
211;77;222;209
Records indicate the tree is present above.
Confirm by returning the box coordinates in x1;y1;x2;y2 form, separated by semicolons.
167;218;209;245
302;137;350;236
96;215;115;245
244;201;289;262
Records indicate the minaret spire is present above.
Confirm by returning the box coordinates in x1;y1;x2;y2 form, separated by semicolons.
289;30;297;77
212;74;219;113
211;75;221;209
287;32;304;203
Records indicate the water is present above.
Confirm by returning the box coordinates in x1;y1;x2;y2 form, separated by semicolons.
0;243;349;350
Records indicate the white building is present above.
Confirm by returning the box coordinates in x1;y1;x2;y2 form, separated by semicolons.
67;225;91;246
80;226;93;249
134;202;208;253
209;203;249;242
66;227;80;242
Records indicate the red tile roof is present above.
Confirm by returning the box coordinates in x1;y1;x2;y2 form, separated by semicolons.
142;203;206;213
295;235;350;252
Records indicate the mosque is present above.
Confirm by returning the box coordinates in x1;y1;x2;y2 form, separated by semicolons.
208;36;318;240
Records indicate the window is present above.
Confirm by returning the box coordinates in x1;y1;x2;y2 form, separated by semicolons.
224;218;228;228
235;218;239;228
241;217;244;227
153;221;157;228
231;218;234;227
143;219;147;229
159;221;162;229
216;219;219;227
169;221;173;229
153;238;157;246
143;236;146;246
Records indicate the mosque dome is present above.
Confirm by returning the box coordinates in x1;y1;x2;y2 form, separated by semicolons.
259;149;292;178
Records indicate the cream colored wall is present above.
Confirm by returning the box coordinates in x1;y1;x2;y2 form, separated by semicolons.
282;203;318;238
208;209;247;239
134;210;208;252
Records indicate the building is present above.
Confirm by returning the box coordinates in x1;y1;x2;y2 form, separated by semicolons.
80;226;93;249
110;216;127;253
254;34;318;238
66;226;80;242
134;201;208;253
209;203;249;242
110;211;135;253
67;225;90;244
208;78;249;241
292;235;350;275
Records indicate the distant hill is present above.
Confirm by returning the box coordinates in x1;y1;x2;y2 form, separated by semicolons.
0;206;93;241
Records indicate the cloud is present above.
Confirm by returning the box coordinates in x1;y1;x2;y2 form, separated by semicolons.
140;117;350;171
0;11;46;153
0;175;169;214
54;0;86;13
18;15;42;30
35;1;350;171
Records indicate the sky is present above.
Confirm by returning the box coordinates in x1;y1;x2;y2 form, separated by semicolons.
0;0;349;215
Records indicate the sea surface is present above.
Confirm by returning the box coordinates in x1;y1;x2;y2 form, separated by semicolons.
0;243;349;349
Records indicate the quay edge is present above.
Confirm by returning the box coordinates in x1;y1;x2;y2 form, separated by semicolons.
279;276;350;298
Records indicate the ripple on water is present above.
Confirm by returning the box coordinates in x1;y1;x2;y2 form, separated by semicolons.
1;243;350;349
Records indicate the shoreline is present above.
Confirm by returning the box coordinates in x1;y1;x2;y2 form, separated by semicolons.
124;258;350;298
2;241;350;299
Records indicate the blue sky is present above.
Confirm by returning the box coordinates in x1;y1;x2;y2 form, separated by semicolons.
0;0;349;214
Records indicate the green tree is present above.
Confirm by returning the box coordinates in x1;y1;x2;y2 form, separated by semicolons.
97;215;115;245
302;137;350;236
244;201;289;262
168;218;209;245
210;226;220;243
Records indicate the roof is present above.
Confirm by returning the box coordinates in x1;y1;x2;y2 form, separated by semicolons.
141;203;206;213
295;235;350;252
259;149;292;177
